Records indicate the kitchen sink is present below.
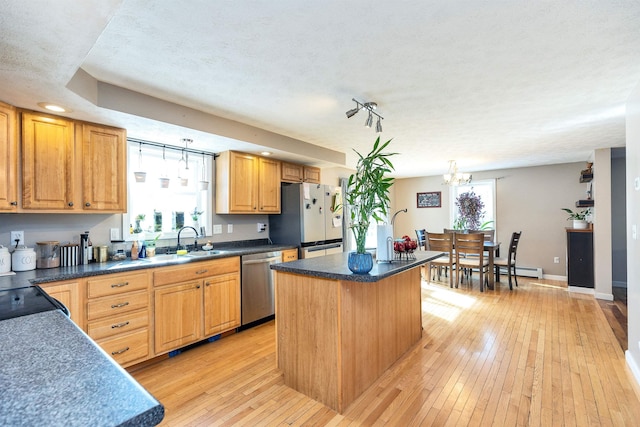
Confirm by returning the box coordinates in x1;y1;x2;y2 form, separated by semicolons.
186;250;225;257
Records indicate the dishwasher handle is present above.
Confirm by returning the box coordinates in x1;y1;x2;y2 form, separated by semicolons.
242;256;281;265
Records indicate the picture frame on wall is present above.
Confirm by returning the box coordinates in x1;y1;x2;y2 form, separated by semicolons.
417;191;441;208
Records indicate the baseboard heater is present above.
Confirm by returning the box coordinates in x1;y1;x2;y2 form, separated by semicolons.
508;266;543;279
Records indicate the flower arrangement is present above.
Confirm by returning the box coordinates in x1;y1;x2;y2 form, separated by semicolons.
455;190;485;230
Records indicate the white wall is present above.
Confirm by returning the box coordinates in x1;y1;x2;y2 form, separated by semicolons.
593;148;613;300
625;80;640;387
392;162;586;278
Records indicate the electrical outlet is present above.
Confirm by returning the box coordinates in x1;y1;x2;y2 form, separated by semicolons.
227;224;233;233
257;223;267;232
553;257;559;263
10;231;24;246
110;228;120;241
213;224;222;234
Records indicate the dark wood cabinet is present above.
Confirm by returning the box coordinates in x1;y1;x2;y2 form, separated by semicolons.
566;229;594;288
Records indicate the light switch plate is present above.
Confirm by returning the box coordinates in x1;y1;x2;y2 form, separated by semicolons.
227;224;233;233
110;228;120;241
213;224;223;234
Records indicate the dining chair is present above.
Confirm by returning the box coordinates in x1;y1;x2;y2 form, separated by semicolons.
426;232;455;288
494;231;522;290
454;232;489;292
415;229;427;250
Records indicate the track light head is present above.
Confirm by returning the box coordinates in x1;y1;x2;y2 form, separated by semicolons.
375;117;382;133
345;107;360;118
365;112;373;128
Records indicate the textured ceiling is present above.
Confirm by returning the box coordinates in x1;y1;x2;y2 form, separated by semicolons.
1;0;640;177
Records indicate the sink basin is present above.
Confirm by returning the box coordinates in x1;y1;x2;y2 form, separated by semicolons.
186;250;225;257
144;254;190;262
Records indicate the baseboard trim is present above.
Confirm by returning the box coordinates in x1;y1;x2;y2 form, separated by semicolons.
626;351;640;398
568;286;595;295
543;274;566;281
595;292;614;301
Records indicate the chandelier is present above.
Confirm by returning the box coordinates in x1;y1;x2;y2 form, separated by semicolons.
443;160;472;186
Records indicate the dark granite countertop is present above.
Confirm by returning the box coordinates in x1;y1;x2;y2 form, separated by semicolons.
0;243;294;291
0;310;164;427
271;250;443;282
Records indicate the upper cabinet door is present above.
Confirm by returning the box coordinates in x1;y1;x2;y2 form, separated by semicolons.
81;124;127;212
0;102;18;211
257;157;281;213
229;152;257;212
21;112;76;210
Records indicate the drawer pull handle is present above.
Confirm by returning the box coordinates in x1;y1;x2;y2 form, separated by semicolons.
111;282;129;288
196;269;208;274
111;321;130;329
111;302;130;309
112;347;130;355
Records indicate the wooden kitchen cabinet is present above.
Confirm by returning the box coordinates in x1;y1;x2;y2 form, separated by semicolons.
21;111;76;210
153;257;241;355
85;270;151;367
39;279;84;328
203;273;240;336
0;102;18;211
20;110;127;213
281;248;299;262
303;165;321;184
80;123;127;212
154;280;204;353
281;162;321;184
216;151;281;214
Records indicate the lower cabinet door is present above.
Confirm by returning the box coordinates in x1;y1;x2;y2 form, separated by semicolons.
204;273;240;336
97;328;149;367
154;281;203;354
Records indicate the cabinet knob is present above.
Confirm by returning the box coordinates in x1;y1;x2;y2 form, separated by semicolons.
196;285;201;289
10;201;17;206
68;202;74;207
85;202;91;207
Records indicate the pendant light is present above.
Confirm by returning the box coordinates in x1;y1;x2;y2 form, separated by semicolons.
133;142;146;182
159;145;170;188
199;152;209;190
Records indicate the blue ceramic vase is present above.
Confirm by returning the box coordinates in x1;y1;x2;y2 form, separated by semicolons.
348;251;373;274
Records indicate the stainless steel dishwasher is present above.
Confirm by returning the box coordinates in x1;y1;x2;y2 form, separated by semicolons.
241;250;282;325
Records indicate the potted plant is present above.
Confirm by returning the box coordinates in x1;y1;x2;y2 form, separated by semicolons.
561;208;591;229
344;137;397;274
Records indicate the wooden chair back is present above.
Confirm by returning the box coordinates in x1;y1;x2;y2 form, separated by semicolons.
468;229;495;242
507;231;522;262
426;232;453;255
454;232;485;262
415;229;427;250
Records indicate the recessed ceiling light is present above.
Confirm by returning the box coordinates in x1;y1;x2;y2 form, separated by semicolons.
37;102;72;113
261;151;272;156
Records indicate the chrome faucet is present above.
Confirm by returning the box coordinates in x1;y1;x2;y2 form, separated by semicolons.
177;226;199;252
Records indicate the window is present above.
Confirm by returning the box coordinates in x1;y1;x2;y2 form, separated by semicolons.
450;179;496;230
123;142;213;241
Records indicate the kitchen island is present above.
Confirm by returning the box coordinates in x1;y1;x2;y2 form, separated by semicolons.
271;251;442;413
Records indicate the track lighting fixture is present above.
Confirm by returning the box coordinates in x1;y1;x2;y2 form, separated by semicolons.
345;98;384;133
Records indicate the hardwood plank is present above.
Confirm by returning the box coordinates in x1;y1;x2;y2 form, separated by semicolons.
129;276;640;426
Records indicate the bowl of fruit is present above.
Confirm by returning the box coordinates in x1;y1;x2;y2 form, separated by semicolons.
394;235;417;260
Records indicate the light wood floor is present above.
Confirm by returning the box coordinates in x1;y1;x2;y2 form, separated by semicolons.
130;276;640;426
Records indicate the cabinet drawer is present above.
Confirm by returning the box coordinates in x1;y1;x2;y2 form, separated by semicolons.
97;328;149;367
281;249;298;262
154;257;240;287
87;290;148;321
87;309;149;341
87;271;149;299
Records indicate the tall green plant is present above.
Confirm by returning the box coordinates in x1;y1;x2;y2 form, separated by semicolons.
345;137;397;254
